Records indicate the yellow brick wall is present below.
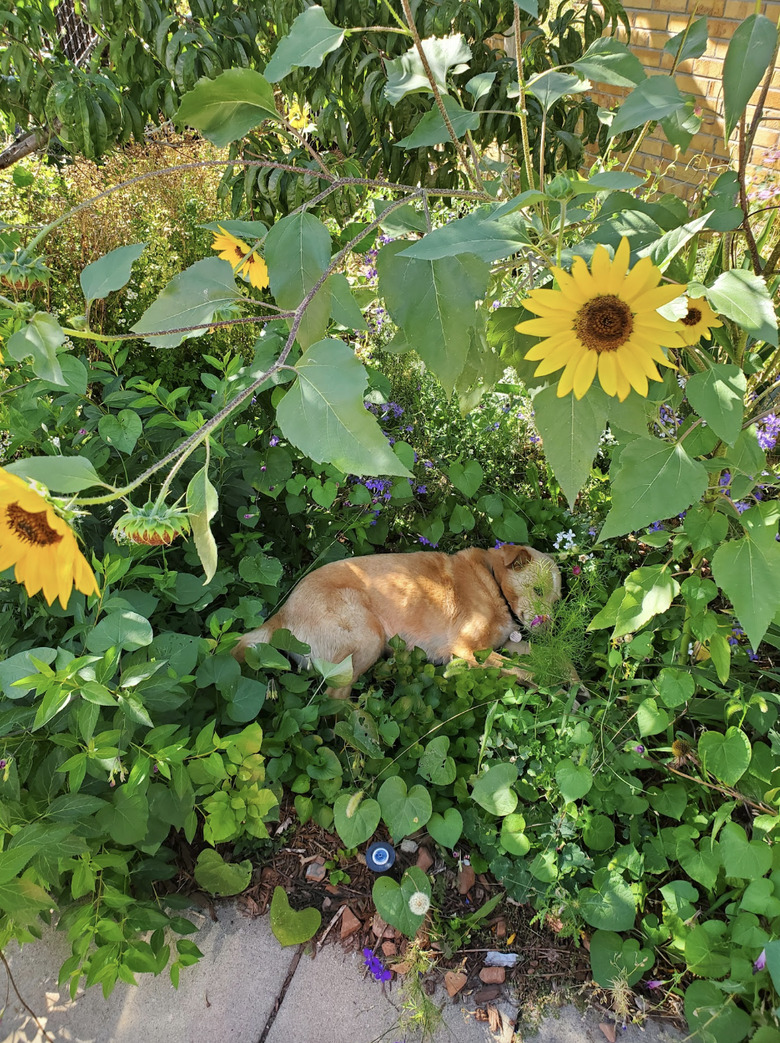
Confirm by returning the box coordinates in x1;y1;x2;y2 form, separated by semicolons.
587;1;780;197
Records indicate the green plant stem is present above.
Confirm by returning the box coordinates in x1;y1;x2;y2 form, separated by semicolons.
513;4;535;191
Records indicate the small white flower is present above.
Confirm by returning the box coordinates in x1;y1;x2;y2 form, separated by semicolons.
677;374;687;389
408;890;431;916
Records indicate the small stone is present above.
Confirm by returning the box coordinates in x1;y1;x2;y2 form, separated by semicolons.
371;912;395;939
457;864;476;894
381;941;398;957
340;906;361;940
494;917;507;939
444;971;468;997
416;847;434;872
400;838;419;854
479;967;506;985
599;1024;617;1043
474;985;501;1003
305;859;326;883
390;960;411;975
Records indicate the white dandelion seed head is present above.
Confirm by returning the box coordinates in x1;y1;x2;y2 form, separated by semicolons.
408;891;431;916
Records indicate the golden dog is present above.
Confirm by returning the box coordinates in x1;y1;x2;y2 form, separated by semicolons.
232;544;561;698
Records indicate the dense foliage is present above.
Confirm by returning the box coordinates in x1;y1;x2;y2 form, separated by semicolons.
1;3;780;1041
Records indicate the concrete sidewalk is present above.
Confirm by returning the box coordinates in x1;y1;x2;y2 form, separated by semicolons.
1;903;686;1043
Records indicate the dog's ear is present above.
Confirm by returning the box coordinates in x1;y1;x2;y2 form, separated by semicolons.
494;544;534;570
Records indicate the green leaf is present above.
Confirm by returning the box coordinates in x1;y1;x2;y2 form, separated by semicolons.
664;16;709;64
86;611;154;654
132;258;242;348
265;6;345;82
685;921;731;978
7;312;65;385
613;565;680;639
80;243;146;302
329;273;368;331
636;697;671;737
333;792;381;847
400;207;529;263
0;878;53;925
608;77;686;138
719;821;772;879
395;94;480;148
533;386;607;507
377;241;490;395
500;813;531;856
526;71;590;111
599;439;708;541
264;212;332;350
96;789;149;845
677;838;720;890
723;15;779;139
512;0;539;17
176;68;278;147
269;886;321;946
377;776;432;840
446;458;483;497
555;760;593;802
98;409;142;454
699;728;751;787
686;365;746;446
277;339;411;477
187;465;219;585
384;34;472;104
707;269;778;346
472;762;519;815
193;849;252;896
571;37;646;88
427;808;463;848
418;737;456;785
4;455;108;493
684;980;752;1043
590;930;653;987
372;866;431;938
712;502;780;650
580;870;636;931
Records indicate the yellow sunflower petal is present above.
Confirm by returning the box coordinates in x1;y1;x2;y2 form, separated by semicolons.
615;348;648;397
570;256;596;298
589;244;612;288
534;341;584;376
549;267;590;305
598;351;618;397
516;317;574;336
614;363;633;402
619;256;661;302
572;349;599;399
631;284;686;311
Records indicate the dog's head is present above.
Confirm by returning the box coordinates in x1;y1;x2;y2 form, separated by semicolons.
489;544;561;626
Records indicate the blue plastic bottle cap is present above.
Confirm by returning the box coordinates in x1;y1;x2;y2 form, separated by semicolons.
366;841;396;872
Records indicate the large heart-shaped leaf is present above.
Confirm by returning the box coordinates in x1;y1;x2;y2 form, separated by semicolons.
377;776;432;840
270;886;322;946
176;68;278;147
333;792;381;847
427;808;463;849
372;866;431;938
132;258;242;348
265;6;345;83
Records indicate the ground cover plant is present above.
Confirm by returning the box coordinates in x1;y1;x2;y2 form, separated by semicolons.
1;2;780;1040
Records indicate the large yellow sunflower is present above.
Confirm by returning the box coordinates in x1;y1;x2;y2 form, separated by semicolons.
516;238;684;401
0;469;99;608
674;296;723;345
210;226;269;290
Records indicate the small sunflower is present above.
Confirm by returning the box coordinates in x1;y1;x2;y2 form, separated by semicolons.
286;100;311;131
210;226;269;290
113;501;190;546
674;296;723;345
0;469;99;608
516;238;684;401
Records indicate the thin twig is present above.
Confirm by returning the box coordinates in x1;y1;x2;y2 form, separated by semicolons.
0;949;55;1042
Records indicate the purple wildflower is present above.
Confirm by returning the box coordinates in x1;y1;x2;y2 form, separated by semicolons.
0;759;6;769
418;536;438;547
754;950;767;973
645;979;664;990
363;948;392;982
647;521;664;533
416;485;427;495
423;460;434;469
269;435;280;447
634;744;645;754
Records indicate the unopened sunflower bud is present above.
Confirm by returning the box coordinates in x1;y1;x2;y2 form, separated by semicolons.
113;501;190;546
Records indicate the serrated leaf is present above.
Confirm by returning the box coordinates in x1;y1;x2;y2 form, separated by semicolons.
176;68;278;147
712;503;780;650
131;258;242;348
395;94;480;148
80;243;146;302
707;269;778;346
608;77;686;138
723;15;779;138
533;385;607;507
265;6;345;82
571;37;646;88
264;212;332;350
400;207;529;263
686;365;746;446
5;455;108;493
384;35;472;104
276;339;411;477
187;465;219;585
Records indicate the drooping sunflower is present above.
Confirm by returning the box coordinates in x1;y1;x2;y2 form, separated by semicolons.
0;469;99;608
516;238;685;401
674;296;723;345
286;100;311;131
210;226;270;290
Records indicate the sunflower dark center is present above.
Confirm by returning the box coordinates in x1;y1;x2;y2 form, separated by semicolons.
574;295;633;352
232;246;246;262
682;308;702;327
6;503;62;547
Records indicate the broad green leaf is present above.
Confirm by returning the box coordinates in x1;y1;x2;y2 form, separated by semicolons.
580;870;636;931
686;365;745;446
276;339;411;477
265;6;345;83
377;776;432;840
7;312;65;385
372;866;431;938
194;849;252;896
176;68;278;147
333;792;381;847
685;921;731;978
0;878;53;925
707;269;778;346
609;77;686;138
400;207;529;263
329;273;368;331
698;728;751;787
384;34;472;104
712;503;780;650
446;458;483;497
555;760;593;802
98;409;142;454
187;465;219;585
270;886;321;946
723;15;779;138
80;243;146;302
465;71;496;100
377;241;490;394
599;439;708;541
718;821;772;879
636;697;671;738
0;648;57;700
500;812;531;856
418;736;456;785
660;97;702;151
613;565;680;639
395;94;480;148
571;37;646;88
264;212;332;350
86;610;154;654
684;980;752;1043
96;789;149;845
643;212;712;270
5;455;108;493
200;219;268;240
526;71;590;111
132;258;242;348
664;16;709;65
372;198;428;235
512;0;539;17
472;762;519;815
533;385;607;507
590;930;653;988
427;808;463;848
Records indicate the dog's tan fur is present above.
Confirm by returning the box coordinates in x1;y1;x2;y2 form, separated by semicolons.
233;544;561;698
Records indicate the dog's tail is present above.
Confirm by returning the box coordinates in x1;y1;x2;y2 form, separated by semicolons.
231;622;274;663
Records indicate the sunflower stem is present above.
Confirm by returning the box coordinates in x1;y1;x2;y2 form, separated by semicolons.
513;4;535;192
